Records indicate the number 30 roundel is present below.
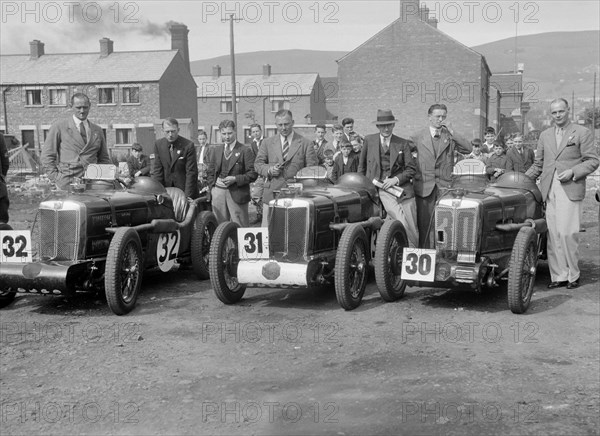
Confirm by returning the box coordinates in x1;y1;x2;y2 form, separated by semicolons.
156;231;181;271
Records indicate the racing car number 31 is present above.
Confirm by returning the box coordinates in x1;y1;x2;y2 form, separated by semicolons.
238;228;269;260
1;230;32;263
401;248;437;282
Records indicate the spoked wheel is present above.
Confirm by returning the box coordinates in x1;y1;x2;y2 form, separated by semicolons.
209;222;246;304
0;223;17;308
191;211;218;280
507;227;538;314
335;224;368;310
105;228;143;315
375;220;409;302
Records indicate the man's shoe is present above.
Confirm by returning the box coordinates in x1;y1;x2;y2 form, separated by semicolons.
547;281;568;289
567;280;580;289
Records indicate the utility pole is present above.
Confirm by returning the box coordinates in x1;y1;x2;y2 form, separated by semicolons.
593;72;597;144
223;14;242;136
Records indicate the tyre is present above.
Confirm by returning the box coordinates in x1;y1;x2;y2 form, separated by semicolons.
105;228;143;315
507;227;538;314
335;224;368;310
0;224;17;308
209;222;246;304
191;211;217;280
375;220;409;302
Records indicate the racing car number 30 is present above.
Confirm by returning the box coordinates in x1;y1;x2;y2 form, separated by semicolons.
401;248;436;282
238;228;269;260
1;230;32;263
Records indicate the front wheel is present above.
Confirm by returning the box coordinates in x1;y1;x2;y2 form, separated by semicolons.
191;211;218;280
105;228;143;315
335;224;368;310
209;222;246;304
507;227;538;314
375;220;409;302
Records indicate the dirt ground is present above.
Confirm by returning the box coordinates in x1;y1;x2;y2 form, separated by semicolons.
1;192;599;436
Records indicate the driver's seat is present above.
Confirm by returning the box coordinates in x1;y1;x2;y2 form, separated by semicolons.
165;187;189;222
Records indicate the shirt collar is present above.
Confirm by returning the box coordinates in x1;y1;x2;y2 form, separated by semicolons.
429;126;439;137
280;132;293;145
73;115;89;129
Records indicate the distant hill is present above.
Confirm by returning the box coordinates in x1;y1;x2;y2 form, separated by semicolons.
191;31;599;102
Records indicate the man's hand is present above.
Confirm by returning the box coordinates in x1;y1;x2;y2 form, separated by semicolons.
382;177;398;190
493;168;505;178
558;169;574;182
215;178;228;188
270;164;282;177
135;170;142;177
221;176;236;187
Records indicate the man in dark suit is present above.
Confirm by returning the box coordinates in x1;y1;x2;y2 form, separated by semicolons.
358;109;418;247
312;124;335;165
152;118;198;199
247;123;265;224
255;109;318;226
331;142;358;183
207;120;257;226
42;93;110;189
506;134;534;173
0;133;9;224
411;103;472;248
525;98;599;289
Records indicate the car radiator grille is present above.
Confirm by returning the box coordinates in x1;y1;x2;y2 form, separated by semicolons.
268;205;308;261
40;209;81;261
435;205;479;253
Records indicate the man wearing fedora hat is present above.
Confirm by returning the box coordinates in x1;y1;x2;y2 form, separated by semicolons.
358;109;419;247
410;103;472;248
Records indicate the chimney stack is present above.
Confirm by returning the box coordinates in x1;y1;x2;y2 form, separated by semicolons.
427;17;438;28
213;65;221;79
263;64;272;77
517;63;525;74
29;40;45;59
99;37;113;57
170;23;190;72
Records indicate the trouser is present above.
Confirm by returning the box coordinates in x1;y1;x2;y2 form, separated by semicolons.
211;186;249;227
415;186;438;249
379;190;419;248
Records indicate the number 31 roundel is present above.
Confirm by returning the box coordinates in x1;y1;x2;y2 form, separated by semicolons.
156;231;181;272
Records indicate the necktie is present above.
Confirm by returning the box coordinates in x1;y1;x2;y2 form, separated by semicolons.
556;128;564;148
170;144;176;162
79;122;87;144
434;129;441;139
382;138;389;153
282;139;289;161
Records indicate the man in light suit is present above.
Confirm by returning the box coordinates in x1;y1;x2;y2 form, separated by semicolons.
42;93;110;189
255;109;318;226
152;118;198;199
525;98;599;289
358;109;419;247
411;103;472;248
207;120;257;226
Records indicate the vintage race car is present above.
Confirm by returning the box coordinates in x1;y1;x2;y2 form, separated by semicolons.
0;165;217;315
398;159;547;314
208;166;412;310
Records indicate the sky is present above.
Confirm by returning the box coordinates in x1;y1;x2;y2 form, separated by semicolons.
0;0;599;60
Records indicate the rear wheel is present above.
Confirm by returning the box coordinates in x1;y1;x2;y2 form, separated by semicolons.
191;211;217;280
0;223;17;308
335;224;368;310
508;227;538;314
375;220;409;302
209;222;246;304
105;228;143;315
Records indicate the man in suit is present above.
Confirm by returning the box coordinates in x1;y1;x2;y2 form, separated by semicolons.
525;98;599;289
197;130;210;193
0;133;9;224
152;118;198;199
42;93;110;189
255;109;318;226
411;103;472;248
331;142;359;183
247;123;265;224
358;109;419;247
207;120;257;226
312;124;334;165
506;134;534;173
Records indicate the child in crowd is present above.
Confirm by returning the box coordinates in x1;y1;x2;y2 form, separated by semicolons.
486;141;508;181
331;142;359;183
350;132;363;156
322;149;335;182
467;138;488;163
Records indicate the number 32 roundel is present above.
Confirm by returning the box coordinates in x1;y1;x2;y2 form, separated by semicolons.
156;231;180;271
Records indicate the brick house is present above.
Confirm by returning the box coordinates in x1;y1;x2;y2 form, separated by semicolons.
194;64;328;142
0;24;197;159
490;68;530;135
337;0;491;140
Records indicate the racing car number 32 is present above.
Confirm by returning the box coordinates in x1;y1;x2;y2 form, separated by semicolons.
401;248;436;282
0;230;32;263
156;231;180;272
238;228;269;260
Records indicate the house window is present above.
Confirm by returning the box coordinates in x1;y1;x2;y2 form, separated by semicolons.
43;129;50;141
26;90;42;106
220;100;233;113
271;100;290;112
115;128;132;145
98;87;115;104
49;88;67;106
122;86;140;104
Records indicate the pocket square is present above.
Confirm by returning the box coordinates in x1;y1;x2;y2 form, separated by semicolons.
178;156;184;160
566;142;576;147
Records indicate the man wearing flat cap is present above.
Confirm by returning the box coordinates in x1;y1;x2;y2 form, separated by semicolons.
126;143;150;179
358;109;419;247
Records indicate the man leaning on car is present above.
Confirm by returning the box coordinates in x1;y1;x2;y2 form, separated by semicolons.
41;92;111;189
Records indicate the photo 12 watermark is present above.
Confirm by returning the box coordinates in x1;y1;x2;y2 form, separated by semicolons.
401;1;540;24
1;2;141;24
0;321;142;344
401;321;540;344
201;401;339;424
200;1;340;24
201;321;340;344
398;401;539;424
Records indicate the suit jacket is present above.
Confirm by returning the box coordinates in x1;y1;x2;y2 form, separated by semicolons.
255;131;318;203
152;136;199;199
505;146;535;173
358;133;417;200
206;141;257;204
126;154;150;177
41;117;110;189
525;123;599;201
331;152;358;183
0;133;8;184
410;127;471;197
312;139;335;165
246;138;263;157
